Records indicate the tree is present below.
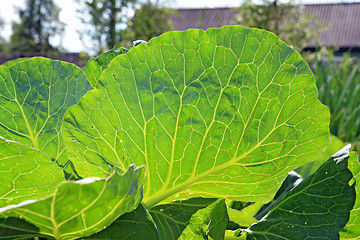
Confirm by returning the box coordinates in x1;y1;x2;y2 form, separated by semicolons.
119;0;174;48
77;0;139;54
10;0;65;54
0;15;7;53
235;0;322;51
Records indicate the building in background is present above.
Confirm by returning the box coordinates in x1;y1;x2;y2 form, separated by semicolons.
170;3;360;56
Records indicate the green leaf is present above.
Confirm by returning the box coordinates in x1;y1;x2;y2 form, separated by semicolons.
177;198;229;240
227;203;260;228
84;203;160;240
83;48;127;88
0;137;64;208
341;152;360;239
207;199;229;240
62;26;329;206
254;170;303;220
245;145;356;240
1;58;29;67
0;217;42;239
87;198;217;240
0;165;145;240
296;134;347;178
0;57;91;166
177;200;219;240
150;198;217;240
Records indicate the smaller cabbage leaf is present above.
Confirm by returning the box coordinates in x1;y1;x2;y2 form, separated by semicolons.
0;165;145;240
0;57;91;165
245;145;356;240
83;48;127;88
149;198;217;240
0;217;43;239
341;152;360;239
84;203;160;240
85;198;219;240
1;58;28;67
0;137;64;208
206;199;229;240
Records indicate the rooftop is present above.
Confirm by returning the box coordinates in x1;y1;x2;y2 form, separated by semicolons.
169;3;360;49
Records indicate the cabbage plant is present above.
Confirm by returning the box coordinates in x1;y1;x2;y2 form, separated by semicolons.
0;26;358;240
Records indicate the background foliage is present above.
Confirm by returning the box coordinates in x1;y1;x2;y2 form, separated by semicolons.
234;0;323;51
313;52;360;152
76;0;139;54
9;0;64;54
119;0;174;48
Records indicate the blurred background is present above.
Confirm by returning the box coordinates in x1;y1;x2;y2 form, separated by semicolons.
0;0;359;152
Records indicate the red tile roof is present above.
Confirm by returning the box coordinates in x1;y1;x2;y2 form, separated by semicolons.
170;3;360;49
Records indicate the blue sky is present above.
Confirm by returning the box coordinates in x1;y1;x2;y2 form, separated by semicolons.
1;0;360;52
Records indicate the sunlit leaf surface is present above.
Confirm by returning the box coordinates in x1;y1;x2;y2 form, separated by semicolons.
0;57;91;164
0;165;145;240
62;26;329;207
0;137;64;208
83;48;127;88
1;58;28;67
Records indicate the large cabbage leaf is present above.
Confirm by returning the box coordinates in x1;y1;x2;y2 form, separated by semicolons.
62;26;329;207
